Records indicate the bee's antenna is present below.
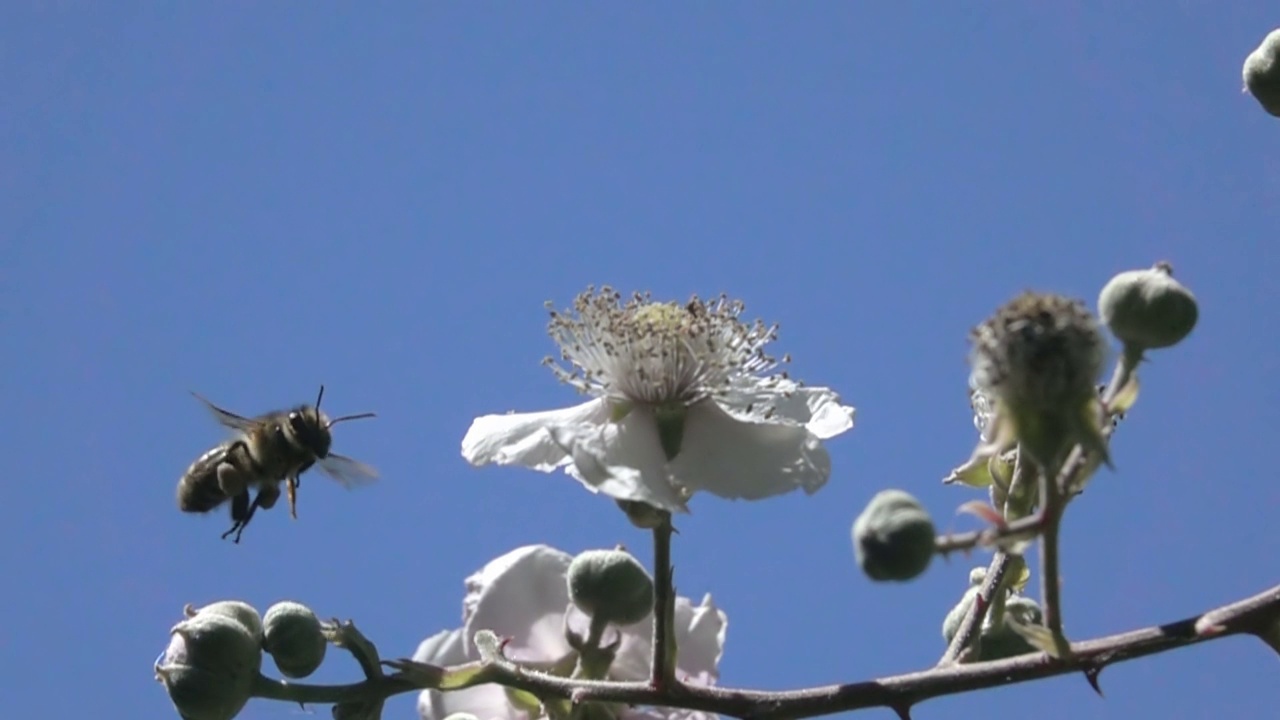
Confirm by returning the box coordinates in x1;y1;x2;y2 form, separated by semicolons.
315;384;326;411
326;412;377;428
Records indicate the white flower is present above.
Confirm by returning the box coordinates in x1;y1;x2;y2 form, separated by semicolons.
413;544;727;720
461;288;855;512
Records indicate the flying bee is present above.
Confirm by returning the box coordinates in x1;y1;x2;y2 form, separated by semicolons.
177;385;378;543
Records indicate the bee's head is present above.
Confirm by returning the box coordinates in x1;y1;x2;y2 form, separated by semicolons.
294;385;376;458
287;406;333;458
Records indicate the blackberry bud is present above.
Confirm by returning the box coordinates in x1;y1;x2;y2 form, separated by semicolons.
567;549;655;627
1098;262;1198;351
942;585;981;644
1243;29;1280;118
156;612;261;720
980;595;1044;661
852;490;936;582
188;600;263;643
262;601;327;679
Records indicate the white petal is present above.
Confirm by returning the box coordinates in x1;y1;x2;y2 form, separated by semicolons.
723;377;855;440
412;628;469;665
625;708;721;720
461;400;608;471
462;545;576;662
414;630;520;720
672;593;728;685
607;592;728;686
417;684;519;720
672;400;832;501
556;406;691;513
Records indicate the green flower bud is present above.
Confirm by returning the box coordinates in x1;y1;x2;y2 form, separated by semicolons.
1098;262;1198;351
156;613;261;720
942;585;981;644
852;489;936;582
567;549;655;627
262;601;327;679
188;600;264;643
979;595;1044;661
1243;29;1280;118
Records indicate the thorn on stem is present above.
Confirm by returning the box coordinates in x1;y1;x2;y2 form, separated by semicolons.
1083;666;1105;697
891;702;913;720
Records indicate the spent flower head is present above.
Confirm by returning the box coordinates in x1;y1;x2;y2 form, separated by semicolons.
462;287;855;513
968;291;1107;474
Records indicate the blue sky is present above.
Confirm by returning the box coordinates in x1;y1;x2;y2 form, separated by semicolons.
4;4;1279;719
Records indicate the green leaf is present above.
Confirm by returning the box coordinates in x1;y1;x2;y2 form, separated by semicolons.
944;455;994;488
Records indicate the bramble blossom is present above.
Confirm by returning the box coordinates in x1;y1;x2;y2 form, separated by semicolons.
461;288;855;512
413;544;726;720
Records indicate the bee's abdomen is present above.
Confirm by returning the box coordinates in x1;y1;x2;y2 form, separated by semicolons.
177;445;233;513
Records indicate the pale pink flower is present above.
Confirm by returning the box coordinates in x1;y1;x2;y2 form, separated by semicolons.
414;545;727;720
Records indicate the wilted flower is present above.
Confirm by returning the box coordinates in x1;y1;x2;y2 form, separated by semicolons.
967;292;1107;474
461;288;855;512
413;544;726;720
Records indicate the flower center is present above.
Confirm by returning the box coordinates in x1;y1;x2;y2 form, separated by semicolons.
544;287;784;407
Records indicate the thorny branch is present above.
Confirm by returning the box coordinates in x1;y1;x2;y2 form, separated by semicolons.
370;583;1280;720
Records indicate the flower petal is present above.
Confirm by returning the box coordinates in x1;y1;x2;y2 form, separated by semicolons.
606;593;727;686
412;628;469;666
672;400;832;501
417;683;518;720
414;630;522;720
461;400;608;471
556;406;691;512
723;377;855;440
462;545;576;662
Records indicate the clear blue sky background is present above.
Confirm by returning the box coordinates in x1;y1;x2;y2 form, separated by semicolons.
3;4;1278;719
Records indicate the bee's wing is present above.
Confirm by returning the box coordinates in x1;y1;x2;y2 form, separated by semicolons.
316;453;380;489
191;392;261;433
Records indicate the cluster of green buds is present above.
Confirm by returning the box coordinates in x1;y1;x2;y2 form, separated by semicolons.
941;568;1045;662
155;599;330;720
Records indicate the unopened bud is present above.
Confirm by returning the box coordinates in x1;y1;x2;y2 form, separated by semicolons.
1244;29;1280;117
156;612;261;720
942;585;982;644
262;601;327;679
979;595;1044;661
188;600;263;643
1098;262;1198;351
567;549;655;627
852;490;936;582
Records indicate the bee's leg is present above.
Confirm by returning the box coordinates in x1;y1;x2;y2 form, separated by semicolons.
215;441;252;498
286;474;300;519
221;491;253;543
287;460;314;520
